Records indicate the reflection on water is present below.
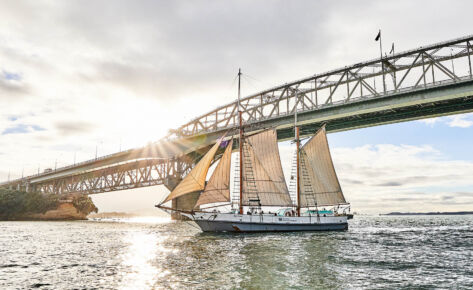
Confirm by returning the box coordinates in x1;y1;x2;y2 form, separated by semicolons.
119;231;160;289
119;217;171;224
230;233;341;289
1;216;473;289
90;216;171;224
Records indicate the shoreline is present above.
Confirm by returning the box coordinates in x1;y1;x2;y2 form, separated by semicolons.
381;211;473;216
0;203;88;221
0;190;98;221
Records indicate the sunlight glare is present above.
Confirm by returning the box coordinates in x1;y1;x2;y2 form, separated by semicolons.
118;231;172;290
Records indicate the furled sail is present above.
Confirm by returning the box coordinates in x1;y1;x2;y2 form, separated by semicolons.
162;138;223;204
194;139;233;208
242;129;293;206
299;126;346;207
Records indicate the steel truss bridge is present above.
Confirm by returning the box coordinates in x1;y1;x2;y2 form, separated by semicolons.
2;35;473;197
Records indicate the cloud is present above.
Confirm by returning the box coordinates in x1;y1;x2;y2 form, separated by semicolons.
446;115;473;128
418;113;473;128
452;192;473;197
377;181;403;187
330;144;473;213
418;117;439;126
441;195;454;201
54;121;94;136
277;142;473;214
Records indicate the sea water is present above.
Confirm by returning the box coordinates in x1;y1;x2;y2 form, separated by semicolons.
1;215;472;289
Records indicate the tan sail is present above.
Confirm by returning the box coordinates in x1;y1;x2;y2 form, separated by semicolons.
162;138;223;204
242;129;293;206
299;126;346;207
195;139;233;207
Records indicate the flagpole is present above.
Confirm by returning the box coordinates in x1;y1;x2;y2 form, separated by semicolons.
378;29;386;94
391;43;397;89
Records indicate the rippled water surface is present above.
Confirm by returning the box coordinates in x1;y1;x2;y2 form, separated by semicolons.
1;215;473;289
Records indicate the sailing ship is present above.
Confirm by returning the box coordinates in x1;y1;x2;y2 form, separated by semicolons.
157;70;352;232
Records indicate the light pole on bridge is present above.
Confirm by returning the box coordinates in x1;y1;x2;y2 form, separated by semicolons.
95;141;103;160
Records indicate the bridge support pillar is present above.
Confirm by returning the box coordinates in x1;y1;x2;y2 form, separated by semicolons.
164;175;200;220
171;192;200;220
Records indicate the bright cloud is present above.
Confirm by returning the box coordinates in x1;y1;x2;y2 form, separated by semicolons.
446;115;473;128
418;113;473;128
417;117;440;126
331;144;473;213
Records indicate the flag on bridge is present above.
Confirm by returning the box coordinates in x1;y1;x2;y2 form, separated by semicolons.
375;30;381;41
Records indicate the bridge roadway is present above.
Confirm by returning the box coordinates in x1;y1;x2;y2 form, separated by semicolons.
1;35;473;202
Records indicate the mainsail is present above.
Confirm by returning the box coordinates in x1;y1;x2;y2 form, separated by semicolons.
195;139;233;207
242;129;293;206
299;126;346;207
162;138;223;204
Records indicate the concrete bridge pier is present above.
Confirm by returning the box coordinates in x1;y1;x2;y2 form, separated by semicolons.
164;175;199;220
171;192;200;220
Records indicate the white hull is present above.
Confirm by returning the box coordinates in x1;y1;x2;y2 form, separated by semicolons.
181;212;349;232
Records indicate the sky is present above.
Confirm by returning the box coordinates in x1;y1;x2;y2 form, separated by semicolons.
0;0;472;214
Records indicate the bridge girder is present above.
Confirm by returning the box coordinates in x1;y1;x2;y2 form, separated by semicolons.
31;158;194;195
174;35;473;139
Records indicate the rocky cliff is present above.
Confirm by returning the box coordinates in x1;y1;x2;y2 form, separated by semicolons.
21;201;88;220
0;189;97;221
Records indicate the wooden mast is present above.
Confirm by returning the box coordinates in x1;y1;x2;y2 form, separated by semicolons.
238;69;244;215
296;126;301;217
295;98;301;217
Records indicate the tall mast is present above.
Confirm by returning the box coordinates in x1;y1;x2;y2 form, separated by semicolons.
295;101;301;217
238;68;244;215
296;127;300;216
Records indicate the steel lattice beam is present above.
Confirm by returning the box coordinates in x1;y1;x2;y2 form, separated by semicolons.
31;158;194;195
174;35;473;138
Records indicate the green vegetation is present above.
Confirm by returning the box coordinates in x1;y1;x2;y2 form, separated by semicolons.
0;188;98;219
0;188;59;218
